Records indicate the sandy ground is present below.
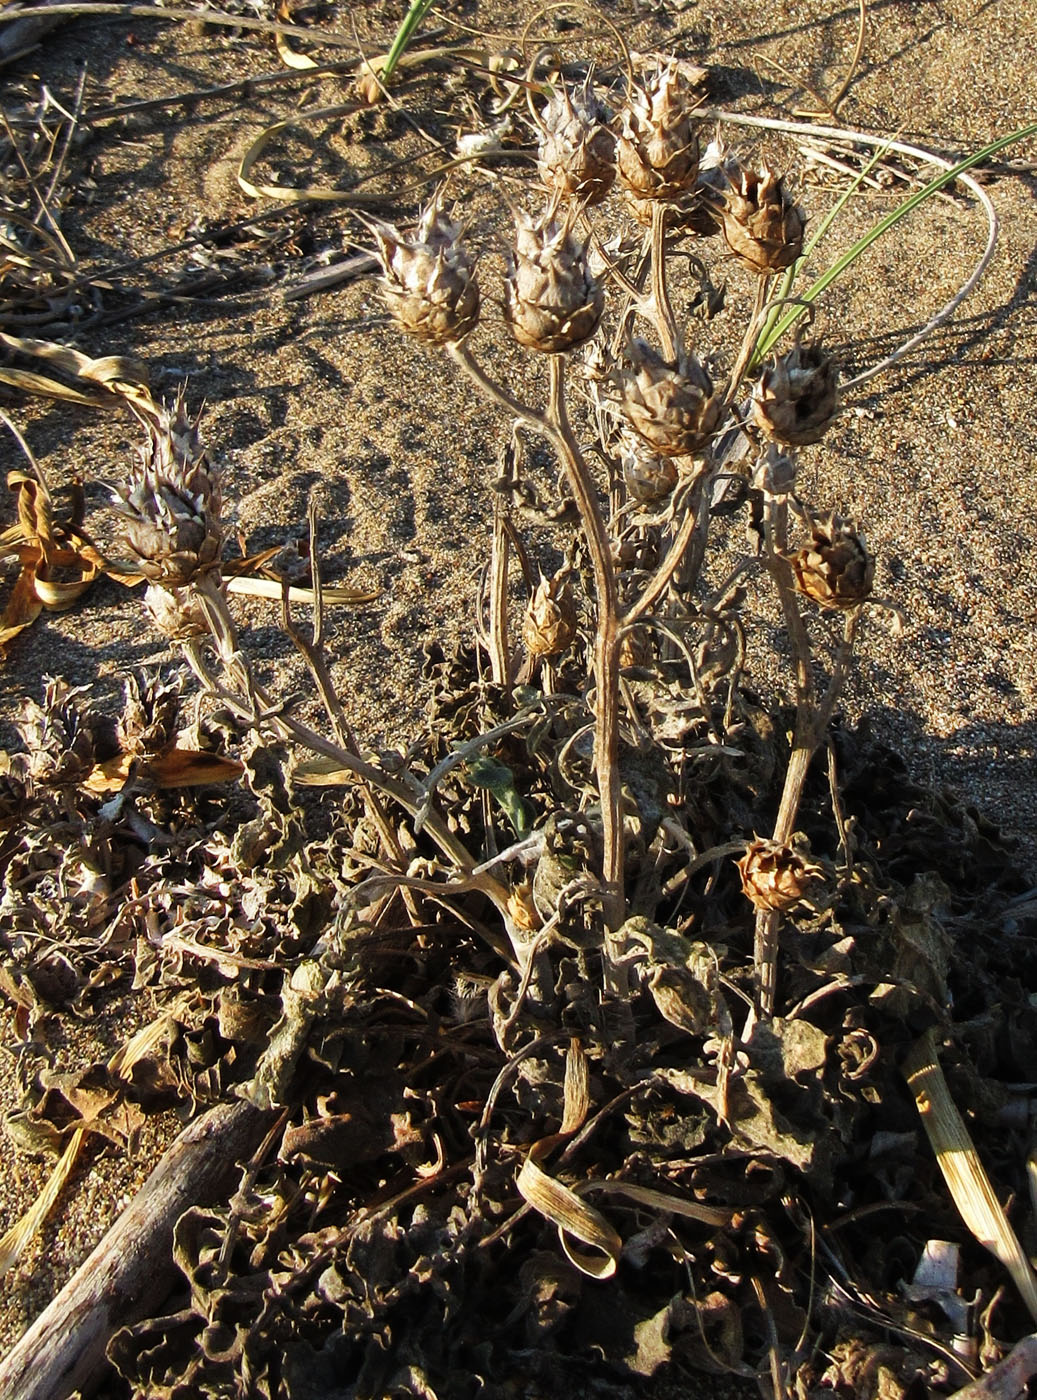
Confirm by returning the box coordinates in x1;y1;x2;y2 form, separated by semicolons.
0;0;1035;1384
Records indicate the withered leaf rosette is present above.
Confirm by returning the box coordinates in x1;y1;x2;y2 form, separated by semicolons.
787;511;875;611
737;835;823;913
620;338;720;457
751;342;840;446
616;58;704;209
717;161;804;275
368;199;480;347
14;678;99;791
504;204;603;354
537;72;616;208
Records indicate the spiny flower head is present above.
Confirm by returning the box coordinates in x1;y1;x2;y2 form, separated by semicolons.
113;393;223;588
504;204;603;354
370;200;480;346
537;72;616;207
617;58;704;204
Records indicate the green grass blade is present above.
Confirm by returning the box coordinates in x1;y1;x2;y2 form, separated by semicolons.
382;0;437;82
753;138;895;366
753;122;1037;364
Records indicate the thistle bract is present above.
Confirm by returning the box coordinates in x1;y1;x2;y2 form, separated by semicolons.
788;513;875;611
617;59;703;203
538;74;616;208
620;339;720;457
752;343;839;446
719;163;804;275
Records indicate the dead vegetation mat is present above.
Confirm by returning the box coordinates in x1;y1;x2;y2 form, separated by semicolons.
3;655;1037;1399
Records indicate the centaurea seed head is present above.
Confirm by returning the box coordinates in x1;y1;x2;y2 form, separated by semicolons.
370;201;480;347
504;206;604;354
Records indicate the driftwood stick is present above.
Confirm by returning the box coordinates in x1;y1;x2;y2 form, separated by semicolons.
948;1336;1037;1400
0;1099;276;1400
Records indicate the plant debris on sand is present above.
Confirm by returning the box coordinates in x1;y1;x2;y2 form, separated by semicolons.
1;6;1036;1400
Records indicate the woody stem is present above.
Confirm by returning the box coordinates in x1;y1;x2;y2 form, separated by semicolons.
448;343;628;966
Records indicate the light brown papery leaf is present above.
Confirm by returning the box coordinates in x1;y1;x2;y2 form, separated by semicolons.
82;749;245;794
0;1126;86;1279
0;563;43;654
0;332;153;412
516;1156;622;1279
274;0;317;69
905;1030;1037;1324
225;575;380;606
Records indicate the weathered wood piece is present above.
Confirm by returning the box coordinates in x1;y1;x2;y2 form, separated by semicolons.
0;1099;275;1400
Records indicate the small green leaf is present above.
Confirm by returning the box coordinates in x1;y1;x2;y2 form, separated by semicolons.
464;754;533;838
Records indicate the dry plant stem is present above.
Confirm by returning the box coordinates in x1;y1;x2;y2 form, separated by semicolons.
448;342;627;953
725;275;771;408
754;495;859;1016
489;494;511;684
547;354;625;944
649;203;679;360
181;576;513;921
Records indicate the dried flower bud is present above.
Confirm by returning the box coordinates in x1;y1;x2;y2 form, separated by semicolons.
619;626;653;670
507;880;542;933
788;513;874;611
114;394;223;587
620;338;720;457
752;343;839;446
143;581;209;640
16;679;97;789
737;836;821;913
718;163;804;275
617;59;703;202
369;201;479;346
522;570;577;656
505;207;603;354
621;437;679;502
118;672;181;758
538;74;615;207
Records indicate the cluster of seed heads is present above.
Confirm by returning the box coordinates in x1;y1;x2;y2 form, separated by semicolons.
363;56;877;923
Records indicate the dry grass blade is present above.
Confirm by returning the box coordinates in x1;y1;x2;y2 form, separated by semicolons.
0;1126;87;1278
516;1156;622;1279
224;576;379;606
0;331;152;410
904;1030;1037;1325
579;1180;733;1228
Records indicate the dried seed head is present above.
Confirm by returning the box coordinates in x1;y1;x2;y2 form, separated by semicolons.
504;206;604;354
788;512;874;611
370;201;480;346
143;581;210;640
737;836;822;913
114;394;223;587
620;338;720;457
538;74;616;207
751;343;839;446
507;880;542;933
16;679;98;789
522;570;577;656
118;671;181;758
718;163;804;275
617;59;703;202
621;436;679;502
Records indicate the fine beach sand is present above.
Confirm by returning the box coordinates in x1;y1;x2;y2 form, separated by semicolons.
0;0;1035;1385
